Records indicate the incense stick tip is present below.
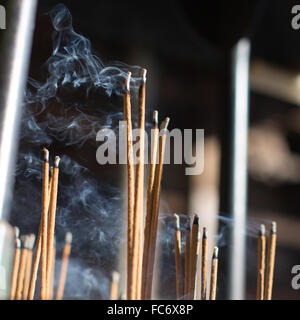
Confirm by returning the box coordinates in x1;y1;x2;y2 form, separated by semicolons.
271;221;277;234
174;213;180;230
112;271;120;283
13;226;20;239
193;214;199;225
160;117;170;131
259;224;265;236
153;110;158;127
126;72;131;91
203;227;207;238
66;232;73;244
213;247;219;259
28;234;36;250
15;238;21;249
43;147;49;162
142;68;147;82
54;156;60;168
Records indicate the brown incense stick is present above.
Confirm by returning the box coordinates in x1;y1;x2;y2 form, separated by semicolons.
201;227;208;300
144;117;170;299
27;174;53;300
257;224;266;300
15;236;29;300
134;68;147;299
141;110;158;299
184;216;191;300
22;234;35;300
110;271;120;300
56;232;72;300
46;156;60;300
10;228;21;300
174;214;183;299
189;215;199;300
124;72;136;300
264;222;277;300
40;148;49;300
48;242;56;299
209;247;219;300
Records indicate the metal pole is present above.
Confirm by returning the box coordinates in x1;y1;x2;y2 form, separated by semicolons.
229;38;251;300
0;0;38;221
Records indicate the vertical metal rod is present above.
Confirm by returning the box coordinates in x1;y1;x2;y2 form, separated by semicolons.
229;38;251;300
0;0;38;221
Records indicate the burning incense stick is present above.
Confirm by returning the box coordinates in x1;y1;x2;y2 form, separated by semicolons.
189;214;199;300
110;271;120;300
209;247;219;300
10;228;21;300
184;216;191;300
201;227;208;300
144;117;170;299
124;72;136;300
28;177;53;300
141;110;159;299
134;69;147;299
40;148;49;300
264;221;277;300
22;234;35;300
174;214;183;299
56;232;72;300
15;236;29;300
257;224;266;300
46;156;60;300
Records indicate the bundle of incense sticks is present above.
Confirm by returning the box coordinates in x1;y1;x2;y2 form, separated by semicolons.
123;69;170;300
9;149;72;300
174;214;219;300
257;221;277;300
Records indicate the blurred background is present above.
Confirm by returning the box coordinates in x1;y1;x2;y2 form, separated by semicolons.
2;0;300;299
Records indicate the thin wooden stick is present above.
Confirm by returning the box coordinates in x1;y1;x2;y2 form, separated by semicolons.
27;171;52;300
141;110;158;299
124;72;136;300
110;271;120;300
56;232;72;300
46;156;60;300
40;147;49;300
201;227;208;300
184;216;191;300
189;214;199;300
15;236;29;300
134;69;147;300
10;228;21;300
48;242;56;299
209;247;219;300
144;117;170;299
174;214;183;299
257;224;266;300
22;234;35;300
264;221;277;300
